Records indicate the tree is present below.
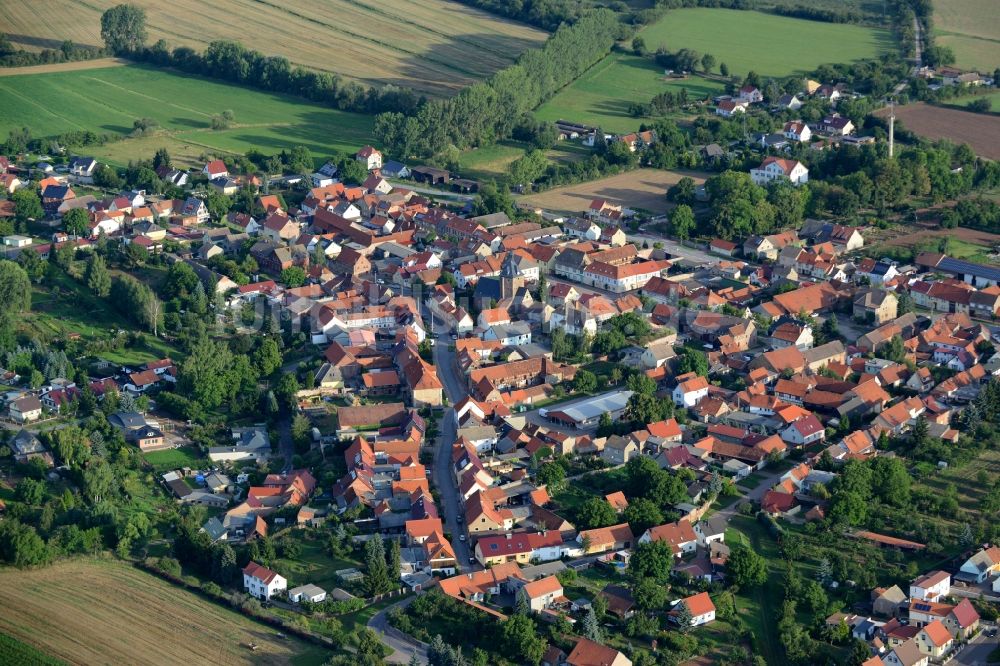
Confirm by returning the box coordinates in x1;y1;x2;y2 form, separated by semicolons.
817;557;832;585
674;599;694;632
62;208;90;237
668;204;696;240
632;577;667;611
281;266;306;287
100;4;147;53
0;260;31;315
535;461;566;492
623;498;663;535
701;53;716;73
576;497;617;530
253;337;282;376
85;253;112;297
10;189;43;225
719;62;729;77
363;534;393;596
727;543;767;588
573;369;597;394
582;607;602;642
847;639;873;666
629;540;673;583
153;148;171;171
870;456;911;507
388;538;401;581
501;613;545;665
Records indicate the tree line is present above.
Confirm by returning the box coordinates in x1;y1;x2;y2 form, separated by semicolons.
0;32;107;68
373;9;622;158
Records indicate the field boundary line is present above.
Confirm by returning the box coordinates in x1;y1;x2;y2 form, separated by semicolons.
82;75;213;119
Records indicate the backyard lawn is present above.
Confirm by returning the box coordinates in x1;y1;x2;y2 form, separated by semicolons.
143;446;208;472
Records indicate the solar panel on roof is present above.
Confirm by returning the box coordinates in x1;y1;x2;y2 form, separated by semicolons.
937;257;1000;282
915;603;931;611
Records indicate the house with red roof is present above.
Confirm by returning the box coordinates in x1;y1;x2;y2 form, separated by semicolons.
750;157;809;186
356;146;383;171
242;561;286;599
203;160;229;180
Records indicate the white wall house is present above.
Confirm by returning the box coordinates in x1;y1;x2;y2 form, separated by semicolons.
750;157;809;186
910;571;951;602
673;376;709;408
243;561;287;600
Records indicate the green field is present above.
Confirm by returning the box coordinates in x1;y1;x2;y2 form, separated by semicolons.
0;64;374;167
637;8;894;78
952;91;1000;113
933;0;1000;72
535;54;726;133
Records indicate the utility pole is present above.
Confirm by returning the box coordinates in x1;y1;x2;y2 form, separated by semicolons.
888;99;895;159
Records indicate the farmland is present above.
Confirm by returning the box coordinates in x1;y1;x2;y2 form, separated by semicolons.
636;9;893;78
535;54;726;134
932;0;1000;72
0;0;547;97
517;168;709;215
876;102;1000;160
0;558;328;665
0;65;374;167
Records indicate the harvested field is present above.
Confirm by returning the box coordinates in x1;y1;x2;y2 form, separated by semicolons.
0;58;128;76
877;103;1000;160
517;169;709;215
0;0;547;97
0;558;327;665
933;0;1000;71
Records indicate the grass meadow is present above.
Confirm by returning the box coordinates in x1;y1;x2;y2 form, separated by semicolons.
535;54;726;133
0;0;547;97
933;0;1000;72
637;9;894;78
0;558;328;665
0;65;375;167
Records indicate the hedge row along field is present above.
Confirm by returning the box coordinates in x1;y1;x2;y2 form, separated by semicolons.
0;0;548;97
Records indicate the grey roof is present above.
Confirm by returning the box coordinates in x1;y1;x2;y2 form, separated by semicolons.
12;429;44;455
201;517;227;541
232;426;270;450
936;257;1000;282
289;584;327;598
109;411;147;430
544;390;634;422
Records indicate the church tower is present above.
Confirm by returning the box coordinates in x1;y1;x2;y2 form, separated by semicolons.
500;253;525;300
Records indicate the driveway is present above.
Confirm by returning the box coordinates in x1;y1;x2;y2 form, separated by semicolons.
367;596;429;664
710;467;786;525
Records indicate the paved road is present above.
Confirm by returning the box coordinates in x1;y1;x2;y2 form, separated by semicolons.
367;596;429;664
431;329;473;569
949;626;997;665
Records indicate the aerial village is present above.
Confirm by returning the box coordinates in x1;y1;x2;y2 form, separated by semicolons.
3;102;1000;665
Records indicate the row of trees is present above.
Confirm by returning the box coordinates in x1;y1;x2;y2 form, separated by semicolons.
0;32;106;67
373;9;622;157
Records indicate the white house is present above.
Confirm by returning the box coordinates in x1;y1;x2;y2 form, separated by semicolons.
356;146;383;171
243;561;287;600
750;157;809;186
673;592;716;627
958;546;1000;583
781;415;826;446
910;571;951;602
783;121;812;143
483;322;532;346
673;375;709;408
288;584;327;604
737;86;763;104
9;395;43;423
716;99;748;117
70;157;98;179
203;160;229;180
